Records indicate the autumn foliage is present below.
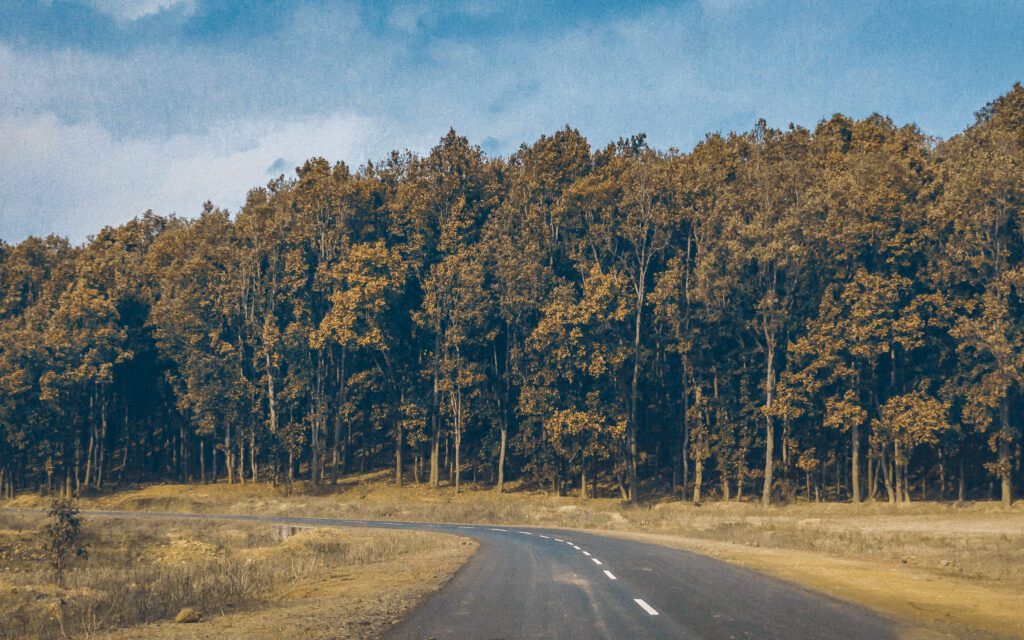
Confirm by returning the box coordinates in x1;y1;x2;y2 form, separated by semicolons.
2;86;1023;507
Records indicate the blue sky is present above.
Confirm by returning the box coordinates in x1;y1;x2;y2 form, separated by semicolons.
1;0;1023;242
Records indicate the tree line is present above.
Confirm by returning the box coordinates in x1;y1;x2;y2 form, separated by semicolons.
1;85;1022;507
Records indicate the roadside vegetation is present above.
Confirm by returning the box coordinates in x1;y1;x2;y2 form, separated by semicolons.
0;506;474;640
10;475;1023;637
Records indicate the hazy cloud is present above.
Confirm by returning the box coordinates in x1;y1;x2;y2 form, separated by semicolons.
1;1;1022;242
0;111;399;240
81;0;197;22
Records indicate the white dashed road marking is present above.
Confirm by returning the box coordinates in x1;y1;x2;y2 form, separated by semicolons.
603;570;617;580
519;531;532;535
490;528;507;532
572;545;581;550
582;551;591;556
592;558;602;565
539;535;550;539
634;599;659;616
555;538;564;542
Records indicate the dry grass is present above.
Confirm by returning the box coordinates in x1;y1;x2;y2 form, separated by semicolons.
20;474;1020;589
7;475;1024;638
0;510;473;640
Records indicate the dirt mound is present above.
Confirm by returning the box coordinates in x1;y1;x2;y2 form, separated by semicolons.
156;537;222;566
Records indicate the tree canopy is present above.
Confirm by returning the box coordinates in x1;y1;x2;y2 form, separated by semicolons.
3;86;1024;507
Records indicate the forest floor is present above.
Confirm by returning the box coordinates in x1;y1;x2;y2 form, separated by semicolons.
6;474;1024;638
0;508;475;640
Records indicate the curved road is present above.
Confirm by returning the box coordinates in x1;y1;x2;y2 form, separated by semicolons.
72;510;895;639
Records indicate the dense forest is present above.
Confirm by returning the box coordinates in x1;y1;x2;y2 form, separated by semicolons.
1;85;1022;508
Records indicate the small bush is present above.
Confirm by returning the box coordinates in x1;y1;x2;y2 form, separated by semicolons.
44;498;86;586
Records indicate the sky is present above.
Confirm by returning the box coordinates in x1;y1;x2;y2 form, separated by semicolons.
1;0;1023;243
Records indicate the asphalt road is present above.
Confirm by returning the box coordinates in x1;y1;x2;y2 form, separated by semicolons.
51;510;897;640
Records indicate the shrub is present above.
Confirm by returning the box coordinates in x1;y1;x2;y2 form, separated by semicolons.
44;498;86;586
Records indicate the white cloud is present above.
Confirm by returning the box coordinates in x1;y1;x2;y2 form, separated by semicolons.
82;0;196;21
0;3;856;243
456;0;502;17
387;4;432;33
0;111;409;242
698;0;759;17
1;2;1013;242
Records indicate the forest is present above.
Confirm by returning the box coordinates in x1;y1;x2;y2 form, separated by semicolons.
1;85;1022;508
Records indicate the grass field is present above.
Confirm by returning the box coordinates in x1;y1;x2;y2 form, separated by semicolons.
0;508;475;640
6;474;1024;638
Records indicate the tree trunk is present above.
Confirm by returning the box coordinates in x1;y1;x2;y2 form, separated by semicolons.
395;423;403;487
64;457;72;500
237;430;244;484
331;415;341;485
453;389;463;494
958;454;966;503
97;441;106;490
178;414;187;482
310;353;323;487
999;436;1012;507
332;351;346;485
497;334;512;494
893;441;904;504
446;433;452;481
199;440;206;484
761;345;776;507
430;340;441;488
903;459;912;503
851;421;861;503
310;421;319;486
250;429;257;483
83;391;95;487
75;437;83;494
581;455;588;499
454;430;461;494
84;424;95;490
616;470;629;500
210;430;218;482
679;361;690;500
430;427;441;488
225;421;234;484
96;390;108;490
343;420;351;474
999;398;1013;507
867;454;875;501
937;449;946;501
693;458;703;503
497;422;507;493
881;447;895;504
629;293;644;504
